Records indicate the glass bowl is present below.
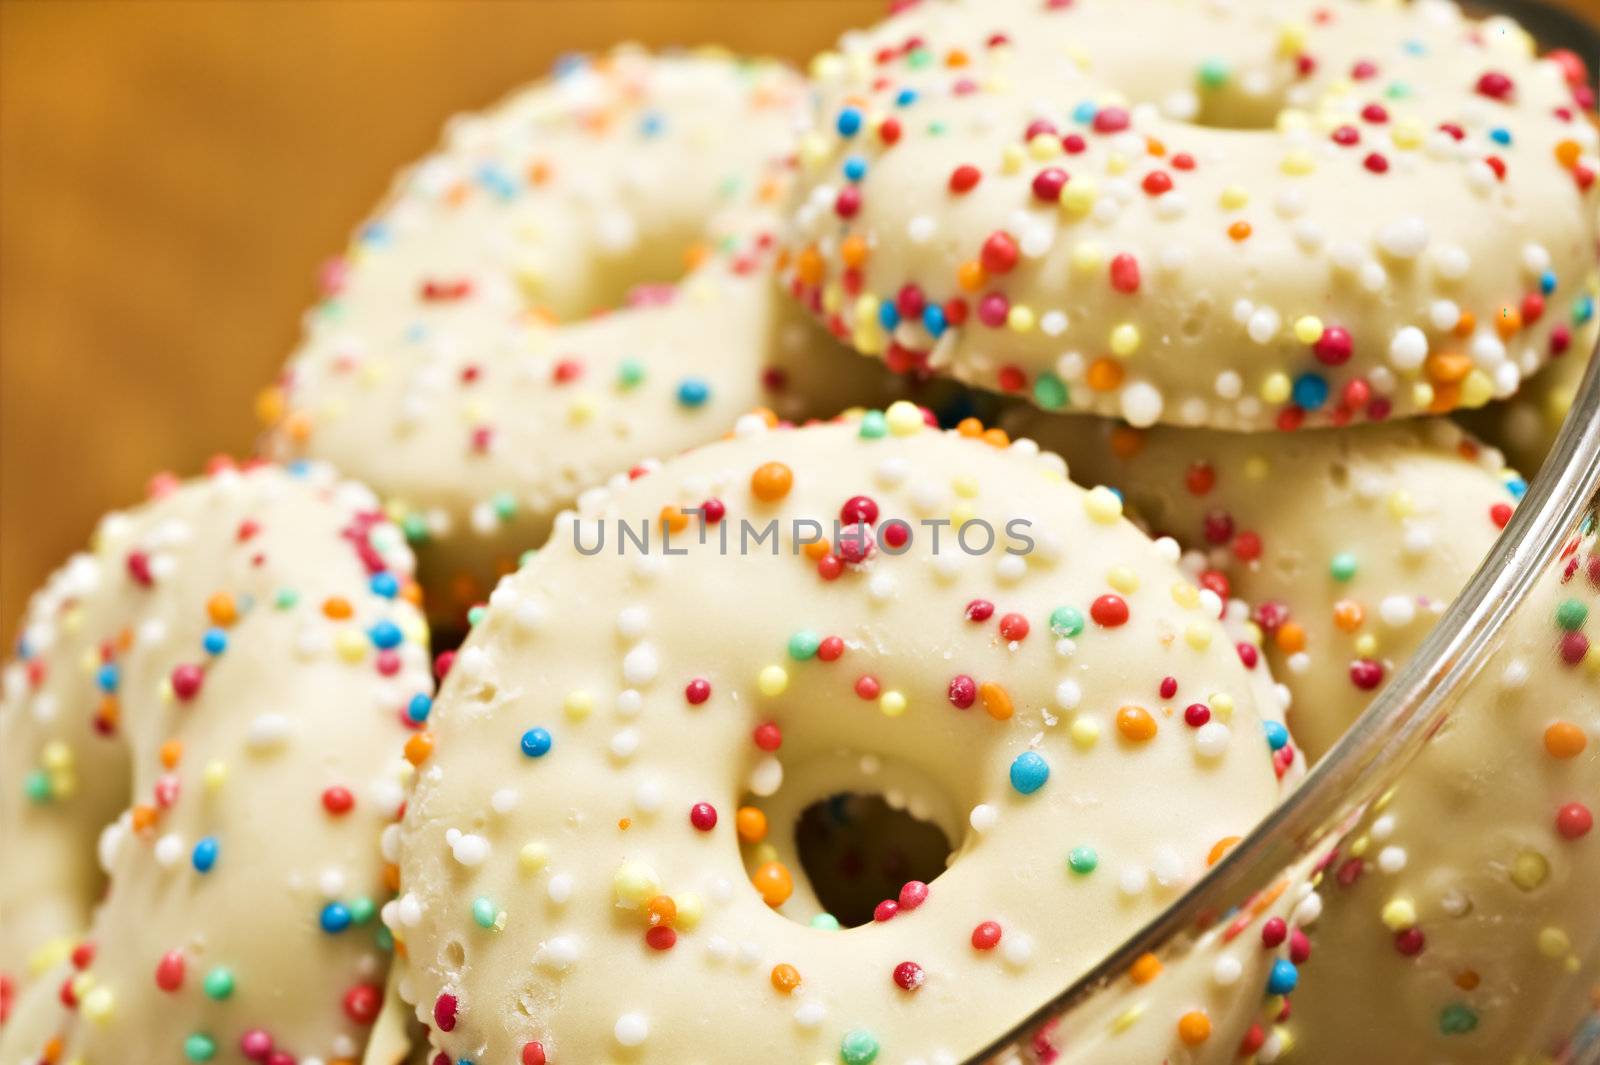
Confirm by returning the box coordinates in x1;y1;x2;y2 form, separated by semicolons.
970;5;1600;1062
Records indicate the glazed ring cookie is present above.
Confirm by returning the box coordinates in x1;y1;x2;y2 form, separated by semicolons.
0;462;432;1065
999;411;1521;761
390;407;1288;1064
264;47;920;630
783;0;1600;429
1288;526;1600;1061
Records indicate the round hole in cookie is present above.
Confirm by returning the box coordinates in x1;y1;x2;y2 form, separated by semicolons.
792;793;953;928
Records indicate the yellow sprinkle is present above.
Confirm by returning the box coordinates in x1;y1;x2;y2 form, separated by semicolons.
821;282;845;318
1028;132;1062;160
1219;184;1249;210
1107;565;1140;594
1110;1003;1146;1032
567;395;598;425
1070;715;1101;748
1511;850;1549;891
1391;120;1424;150
519;841;550;872
952;475;980;499
41;741;71;770
564;689;594;721
852;321;886;356
1386;490;1414;520
1109;323;1141;356
1106;152;1129;176
880;691;908;717
1260;372;1291;404
675;892;705;930
1411;382;1435;409
1276;22;1308;56
752;842;778;865
1000;143;1026;175
798;130;830;172
1061;178;1097;215
335;629;368;663
1209;692;1235;722
1281;150;1316;176
885;400;924;436
27;936;74;976
1244;456;1270;480
1380;896;1417;931
1083;486;1124;524
1007;305;1036;333
81;986;114;1024
950;503;977;529
1293;316;1324;344
758;665;789;697
1170;582;1200;609
203;760;227;792
1538;927;1571;958
853;294;880;327
613;860;662;908
1460;370;1494;408
1071;241;1104;275
1350;835;1370;857
1355;634;1378;658
1185;623;1214;650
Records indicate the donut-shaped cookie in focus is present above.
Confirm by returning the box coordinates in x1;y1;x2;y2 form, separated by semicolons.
1000;410;1520;760
0;463;431;1065
264;48;923;631
390;407;1287;1064
784;0;1600;429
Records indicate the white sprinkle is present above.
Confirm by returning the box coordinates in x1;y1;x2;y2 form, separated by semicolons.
491;788;518;814
1377;845;1408;874
1120;381;1163;427
154;833;185;868
1002;933;1035;968
246;713;291;752
1118;866;1148;896
1247;307;1281;344
794;1000;827;1029
1379;596;1416;627
633;779;664;814
614;1013;649;1047
907;215;937;244
450;833;489;867
1377;216;1430;259
1388;327;1428;371
969;804;999;833
616;606;650;639
621;643;658;686
1054;679;1082;710
1212;955;1243;986
1195;721;1231;758
548;873;574;904
748;755;784;797
538;934;579;970
610;728;640;760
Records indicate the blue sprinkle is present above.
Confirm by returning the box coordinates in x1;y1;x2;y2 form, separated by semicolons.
1577;295;1595;324
521;727;553;758
553;52;586;77
836;107;863;137
1267;958;1299;995
1541;270;1558;296
476;165;518;201
1402;38;1427;56
1072;100;1098;124
369;620;403;650
192;837;219;873
1263;720;1289;751
1506;477;1528;501
1009;751;1050;795
922;304;948;338
1488;128;1511;146
202;628;228;656
320;901;353;934
677;378;711;408
843;155;868;182
370;572;399;599
878;301;901;330
286;460;313;478
96;663;119;693
640;111;666;137
408;693;432;723
358;222;391;247
1291;372;1330;411
895;88;919;107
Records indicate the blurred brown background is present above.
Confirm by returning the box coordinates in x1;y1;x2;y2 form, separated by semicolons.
1;0;1595;643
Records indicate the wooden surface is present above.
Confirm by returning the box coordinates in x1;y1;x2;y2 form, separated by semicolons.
1;0;1596;642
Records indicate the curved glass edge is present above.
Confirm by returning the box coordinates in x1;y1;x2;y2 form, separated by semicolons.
966;8;1600;1061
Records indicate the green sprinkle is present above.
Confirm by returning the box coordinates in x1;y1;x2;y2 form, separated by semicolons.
1439;1003;1478;1035
518;548;539;567
787;630;821;660
810;913;842;931
1329;553;1358;582
840;1029;881;1064
202;968;234;1001
23;770;51;803
272;588;299;610
617;359;646;389
1386;81;1413;99
1049;606;1085;638
467;605;487;628
472;897;498;928
375;924;394;952
185;1033;217;1062
401;513;430;544
907;48;932;69
1197;57;1230;88
349;896;376;925
491;491;517;520
1032;372;1068;410
858;410;888;438
1067;846;1099;875
1557;599;1588;631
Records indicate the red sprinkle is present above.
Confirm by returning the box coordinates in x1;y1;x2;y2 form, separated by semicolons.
155;950;185;992
1556;802;1592;839
434;993;458;1032
980;232;1020;274
971;921;1003;950
753;722;783;752
948;674;977;710
1109;253;1141;294
998;613;1030;642
685;678;712;706
170;664;204;702
1091;595;1130;628
522;1043;548;1065
949;165;982;194
646;926;677;951
1476;70;1515;101
689;803;718;832
893;961;926;991
898;880;930;911
321;786;354;816
966;599;996;623
343;983;382;1025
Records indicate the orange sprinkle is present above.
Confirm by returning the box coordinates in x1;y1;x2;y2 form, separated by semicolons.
683;243;711;271
659;506;689;535
131;804;158;833
1495;305;1523;339
645;895;677;927
956;417;985;438
1274;622;1306;654
957;260;986;292
1178;1011;1212;1045
159;739;183;770
1455;969;1481;991
945;48;969;68
1556;139;1582;168
527;159;552;185
1116;705;1157;742
979;681;1014;721
1424;352;1472;384
771;963;802;994
1428;382;1461;414
736;806;769;844
1129;952;1163;985
403;732;434;767
1109;426;1145;459
804;538;831;561
254;387;285;427
752;861;794;907
1544;721;1588;759
1146;136;1166;157
284;412;313;444
206;593;238;626
1332;600;1365;633
1086;357;1126;392
322;597;354;621
42;1036;63;1065
618;818;632;831
1227;220;1253;242
840;234;870;269
751;462;794;503
401;579;424;607
795;246;824;287
1207;836;1242;866
981;427;1010;449
1452;309;1476;337
95;695;120;728
383;862;401;893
